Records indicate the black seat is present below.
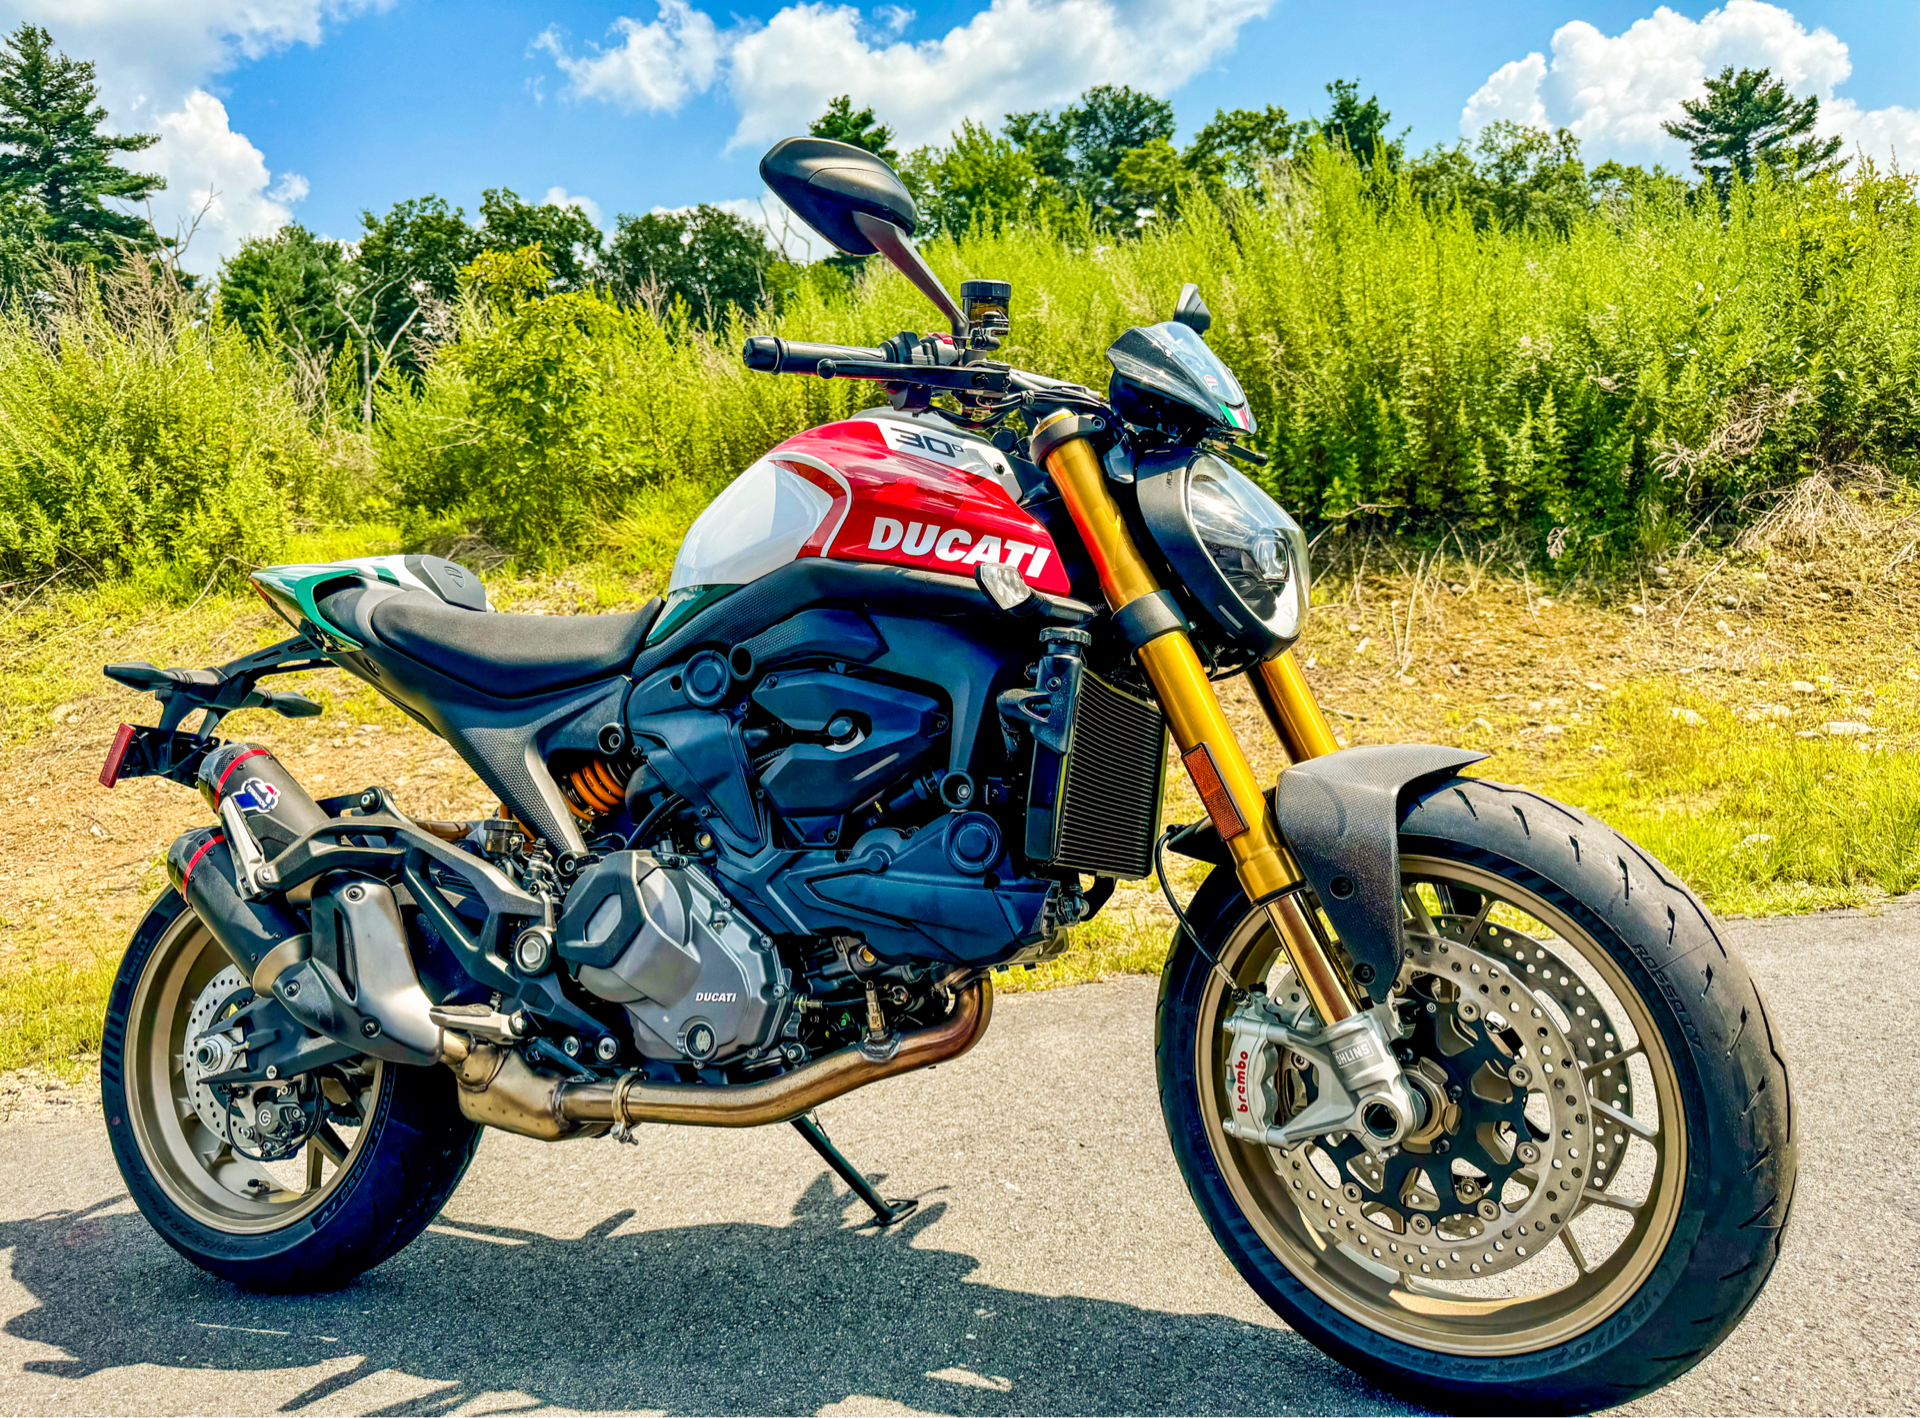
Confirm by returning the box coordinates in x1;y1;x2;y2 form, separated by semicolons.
369;592;661;697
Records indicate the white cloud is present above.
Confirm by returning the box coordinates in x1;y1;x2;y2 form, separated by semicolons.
148;90;307;252
542;0;1274;151
534;1;724;114
0;0;389;269
1461;1;1920;169
1823;99;1920;167
543;185;604;228
1460;54;1548;132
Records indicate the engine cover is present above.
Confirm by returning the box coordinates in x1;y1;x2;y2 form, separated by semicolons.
751;670;943;839
557;852;789;1065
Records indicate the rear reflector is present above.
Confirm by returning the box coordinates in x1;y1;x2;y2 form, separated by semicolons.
100;723;137;788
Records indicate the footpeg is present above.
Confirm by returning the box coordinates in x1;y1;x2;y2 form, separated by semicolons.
429;1003;527;1046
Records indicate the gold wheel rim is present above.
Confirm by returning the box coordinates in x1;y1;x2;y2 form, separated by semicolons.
1196;856;1687;1356
124;911;380;1233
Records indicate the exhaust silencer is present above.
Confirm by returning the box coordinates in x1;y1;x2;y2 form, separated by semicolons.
196;742;330;856
169;823;451;1065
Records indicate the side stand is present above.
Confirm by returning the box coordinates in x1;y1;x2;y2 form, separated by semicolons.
790;1114;919;1227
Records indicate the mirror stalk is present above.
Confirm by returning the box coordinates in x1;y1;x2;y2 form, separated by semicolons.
852;211;969;341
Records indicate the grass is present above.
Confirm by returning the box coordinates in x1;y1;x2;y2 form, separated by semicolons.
17;152;1920;584
0;951;117;1075
1537;672;1920;915
995;912;1179;994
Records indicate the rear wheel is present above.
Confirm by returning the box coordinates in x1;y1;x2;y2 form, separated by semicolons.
1156;777;1794;1413
102;890;483;1293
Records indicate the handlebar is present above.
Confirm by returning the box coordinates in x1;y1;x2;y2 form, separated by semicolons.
742;334;1100;409
742;337;889;376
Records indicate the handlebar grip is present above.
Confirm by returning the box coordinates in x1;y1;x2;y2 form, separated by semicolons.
742;336;890;375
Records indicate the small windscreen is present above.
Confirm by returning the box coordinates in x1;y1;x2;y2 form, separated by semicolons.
1106;320;1254;433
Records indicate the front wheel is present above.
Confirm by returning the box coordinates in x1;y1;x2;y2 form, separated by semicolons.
1156;776;1794;1413
102;890;483;1293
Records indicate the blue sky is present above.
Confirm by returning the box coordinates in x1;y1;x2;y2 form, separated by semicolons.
5;0;1916;270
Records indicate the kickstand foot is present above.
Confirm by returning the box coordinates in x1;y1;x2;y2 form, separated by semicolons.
791;1114;918;1226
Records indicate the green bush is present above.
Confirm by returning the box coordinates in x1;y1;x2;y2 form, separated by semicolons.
0;267;362;582
380;149;1920;568
377;246;880;560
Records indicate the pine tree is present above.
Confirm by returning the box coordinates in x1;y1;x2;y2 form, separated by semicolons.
0;25;162;264
1663;66;1844;191
1319;80;1401;170
809;96;900;166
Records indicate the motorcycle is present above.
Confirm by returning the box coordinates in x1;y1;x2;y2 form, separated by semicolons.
94;137;1791;1413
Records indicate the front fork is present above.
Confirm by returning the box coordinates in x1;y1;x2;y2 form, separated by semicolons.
1038;421;1415;1146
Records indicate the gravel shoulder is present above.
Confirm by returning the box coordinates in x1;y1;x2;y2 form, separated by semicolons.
0;905;1913;1416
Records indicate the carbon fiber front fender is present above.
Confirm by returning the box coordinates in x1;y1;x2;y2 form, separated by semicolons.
1168;744;1486;994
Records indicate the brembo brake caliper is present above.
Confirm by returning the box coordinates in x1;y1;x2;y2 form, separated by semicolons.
1221;996;1421;1155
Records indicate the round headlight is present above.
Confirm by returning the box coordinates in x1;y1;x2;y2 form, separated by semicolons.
1137;452;1311;657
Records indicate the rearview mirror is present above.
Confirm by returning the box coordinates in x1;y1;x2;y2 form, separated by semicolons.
760;137;968;338
1173;282;1212;335
760;137;919;255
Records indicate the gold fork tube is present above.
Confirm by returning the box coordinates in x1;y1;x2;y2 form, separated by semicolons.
1037;419;1357;1024
1252;651;1342;762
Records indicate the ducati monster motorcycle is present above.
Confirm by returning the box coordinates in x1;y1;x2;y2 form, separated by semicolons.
95;138;1791;1412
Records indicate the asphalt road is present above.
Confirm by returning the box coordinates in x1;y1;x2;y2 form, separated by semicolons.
0;905;1915;1417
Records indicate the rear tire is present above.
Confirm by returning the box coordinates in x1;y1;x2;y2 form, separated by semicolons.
1156;776;1795;1413
102;890;483;1293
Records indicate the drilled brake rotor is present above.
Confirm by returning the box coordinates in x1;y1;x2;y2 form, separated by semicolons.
1430;894;1636;1195
1275;933;1597;1281
182;966;252;1146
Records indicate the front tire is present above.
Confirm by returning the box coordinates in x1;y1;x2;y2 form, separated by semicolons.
1156;776;1794;1413
102;890;483;1293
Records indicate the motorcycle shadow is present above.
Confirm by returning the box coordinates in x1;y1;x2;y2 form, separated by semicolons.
2;1179;1415;1416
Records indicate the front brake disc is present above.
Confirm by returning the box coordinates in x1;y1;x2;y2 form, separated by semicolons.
1433;899;1635;1195
1274;933;1596;1281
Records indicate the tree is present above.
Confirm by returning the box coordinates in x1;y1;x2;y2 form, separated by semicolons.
605;204;773;324
0;193;46;294
809;95;900;166
1589;158;1686;210
0;25;162;264
1006;84;1175;224
1066;84;1177;189
1184;105;1298;187
1111;137;1186;223
477;187;603;290
1318;79;1401;170
902;120;1053;236
1663;66;1844;190
216;224;352;355
1002;109;1075;187
351;195;478;352
1471;122;1589;234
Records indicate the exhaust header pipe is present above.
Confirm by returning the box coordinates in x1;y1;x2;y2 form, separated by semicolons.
450;979;993;1141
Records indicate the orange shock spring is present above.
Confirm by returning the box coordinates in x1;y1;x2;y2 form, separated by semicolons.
561;757;632;820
